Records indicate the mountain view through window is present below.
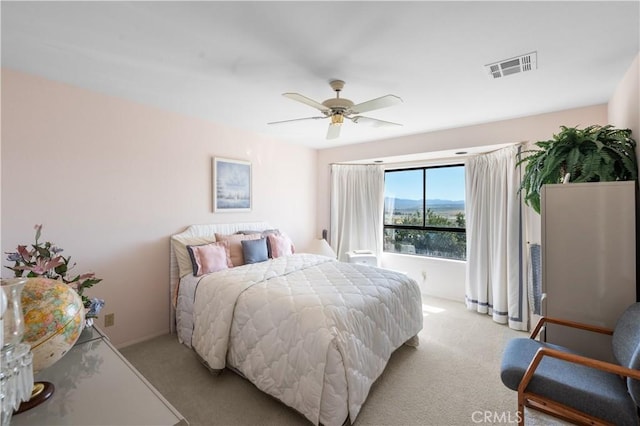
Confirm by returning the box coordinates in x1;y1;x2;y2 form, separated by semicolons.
383;165;466;260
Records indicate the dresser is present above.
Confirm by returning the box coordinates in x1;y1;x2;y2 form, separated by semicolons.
541;181;636;361
12;326;187;425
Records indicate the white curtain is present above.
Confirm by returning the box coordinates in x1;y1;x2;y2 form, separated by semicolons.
330;164;385;262
465;145;527;331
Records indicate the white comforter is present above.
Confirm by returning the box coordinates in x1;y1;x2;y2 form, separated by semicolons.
191;253;423;425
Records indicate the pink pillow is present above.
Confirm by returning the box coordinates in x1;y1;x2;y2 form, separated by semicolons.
267;234;295;258
187;241;232;276
215;233;261;266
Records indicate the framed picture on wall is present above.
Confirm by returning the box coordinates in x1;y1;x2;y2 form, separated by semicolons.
213;157;252;212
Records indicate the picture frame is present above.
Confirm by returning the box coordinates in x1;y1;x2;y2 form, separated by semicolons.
213;157;252;212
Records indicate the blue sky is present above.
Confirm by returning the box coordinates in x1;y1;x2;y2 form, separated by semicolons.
384;166;465;201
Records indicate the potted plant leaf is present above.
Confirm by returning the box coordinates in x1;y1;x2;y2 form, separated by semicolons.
517;124;638;213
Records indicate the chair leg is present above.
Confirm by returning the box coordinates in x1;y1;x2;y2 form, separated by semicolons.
517;392;525;426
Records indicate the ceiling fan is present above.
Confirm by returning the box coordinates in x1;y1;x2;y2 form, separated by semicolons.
268;80;403;140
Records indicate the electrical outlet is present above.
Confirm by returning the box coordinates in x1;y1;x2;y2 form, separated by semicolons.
104;313;115;327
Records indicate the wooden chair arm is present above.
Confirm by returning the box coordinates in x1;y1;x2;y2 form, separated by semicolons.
529;316;614;340
517;346;640;395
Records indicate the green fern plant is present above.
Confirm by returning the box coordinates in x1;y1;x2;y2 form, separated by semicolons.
518;125;638;213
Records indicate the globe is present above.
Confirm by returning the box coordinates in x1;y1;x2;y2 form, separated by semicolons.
21;277;85;372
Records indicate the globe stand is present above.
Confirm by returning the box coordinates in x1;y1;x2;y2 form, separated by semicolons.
14;381;55;414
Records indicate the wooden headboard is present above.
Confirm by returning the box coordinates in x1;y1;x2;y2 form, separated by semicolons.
169;221;271;333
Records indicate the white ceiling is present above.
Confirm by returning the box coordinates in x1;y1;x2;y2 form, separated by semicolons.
2;1;639;150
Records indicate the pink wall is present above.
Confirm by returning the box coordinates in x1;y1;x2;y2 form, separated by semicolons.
1;69;317;347
315;53;638;302
315;104;608;301
2;55;635;345
316;104;608;237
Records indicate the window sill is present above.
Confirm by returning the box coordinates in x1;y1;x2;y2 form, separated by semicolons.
382;251;466;264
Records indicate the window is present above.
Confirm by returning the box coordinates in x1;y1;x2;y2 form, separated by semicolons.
383;165;466;260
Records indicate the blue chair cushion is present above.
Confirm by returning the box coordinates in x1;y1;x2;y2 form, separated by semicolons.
612;303;640;407
501;338;639;425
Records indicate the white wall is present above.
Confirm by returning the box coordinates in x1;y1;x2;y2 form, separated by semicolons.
608;52;640;302
317;104;608;301
609;53;640;166
381;253;465;300
1;69;317;347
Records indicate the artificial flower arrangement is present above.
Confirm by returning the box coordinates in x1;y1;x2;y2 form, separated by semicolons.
5;224;105;324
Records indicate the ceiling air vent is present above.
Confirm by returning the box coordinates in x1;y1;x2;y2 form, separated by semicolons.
486;51;537;79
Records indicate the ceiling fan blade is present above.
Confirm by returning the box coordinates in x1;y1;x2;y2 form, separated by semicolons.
268;116;326;125
350;116;403;127
349;94;402;114
283;93;331;113
326;124;341;140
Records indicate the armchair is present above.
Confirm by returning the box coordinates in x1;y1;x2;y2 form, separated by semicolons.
500;303;640;426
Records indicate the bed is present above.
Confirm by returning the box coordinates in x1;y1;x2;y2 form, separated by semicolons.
170;222;423;426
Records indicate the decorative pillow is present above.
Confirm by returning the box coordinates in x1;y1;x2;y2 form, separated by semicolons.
241;238;269;264
171;235;216;277
236;229;280;237
215;233;262;266
261;229;281;237
186;241;232;276
267;233;295;258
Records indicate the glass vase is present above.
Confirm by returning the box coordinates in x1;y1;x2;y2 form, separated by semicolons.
1;277;34;426
2;278;28;350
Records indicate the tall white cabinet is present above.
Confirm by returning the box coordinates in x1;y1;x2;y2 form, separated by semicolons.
541;181;637;361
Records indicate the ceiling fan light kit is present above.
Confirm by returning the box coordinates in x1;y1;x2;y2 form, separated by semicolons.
269;80;403;140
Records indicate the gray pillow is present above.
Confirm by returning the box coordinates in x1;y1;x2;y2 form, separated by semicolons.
261;229;280;237
241;237;268;264
235;230;262;235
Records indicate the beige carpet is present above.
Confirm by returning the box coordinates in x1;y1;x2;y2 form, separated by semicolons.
121;296;568;425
